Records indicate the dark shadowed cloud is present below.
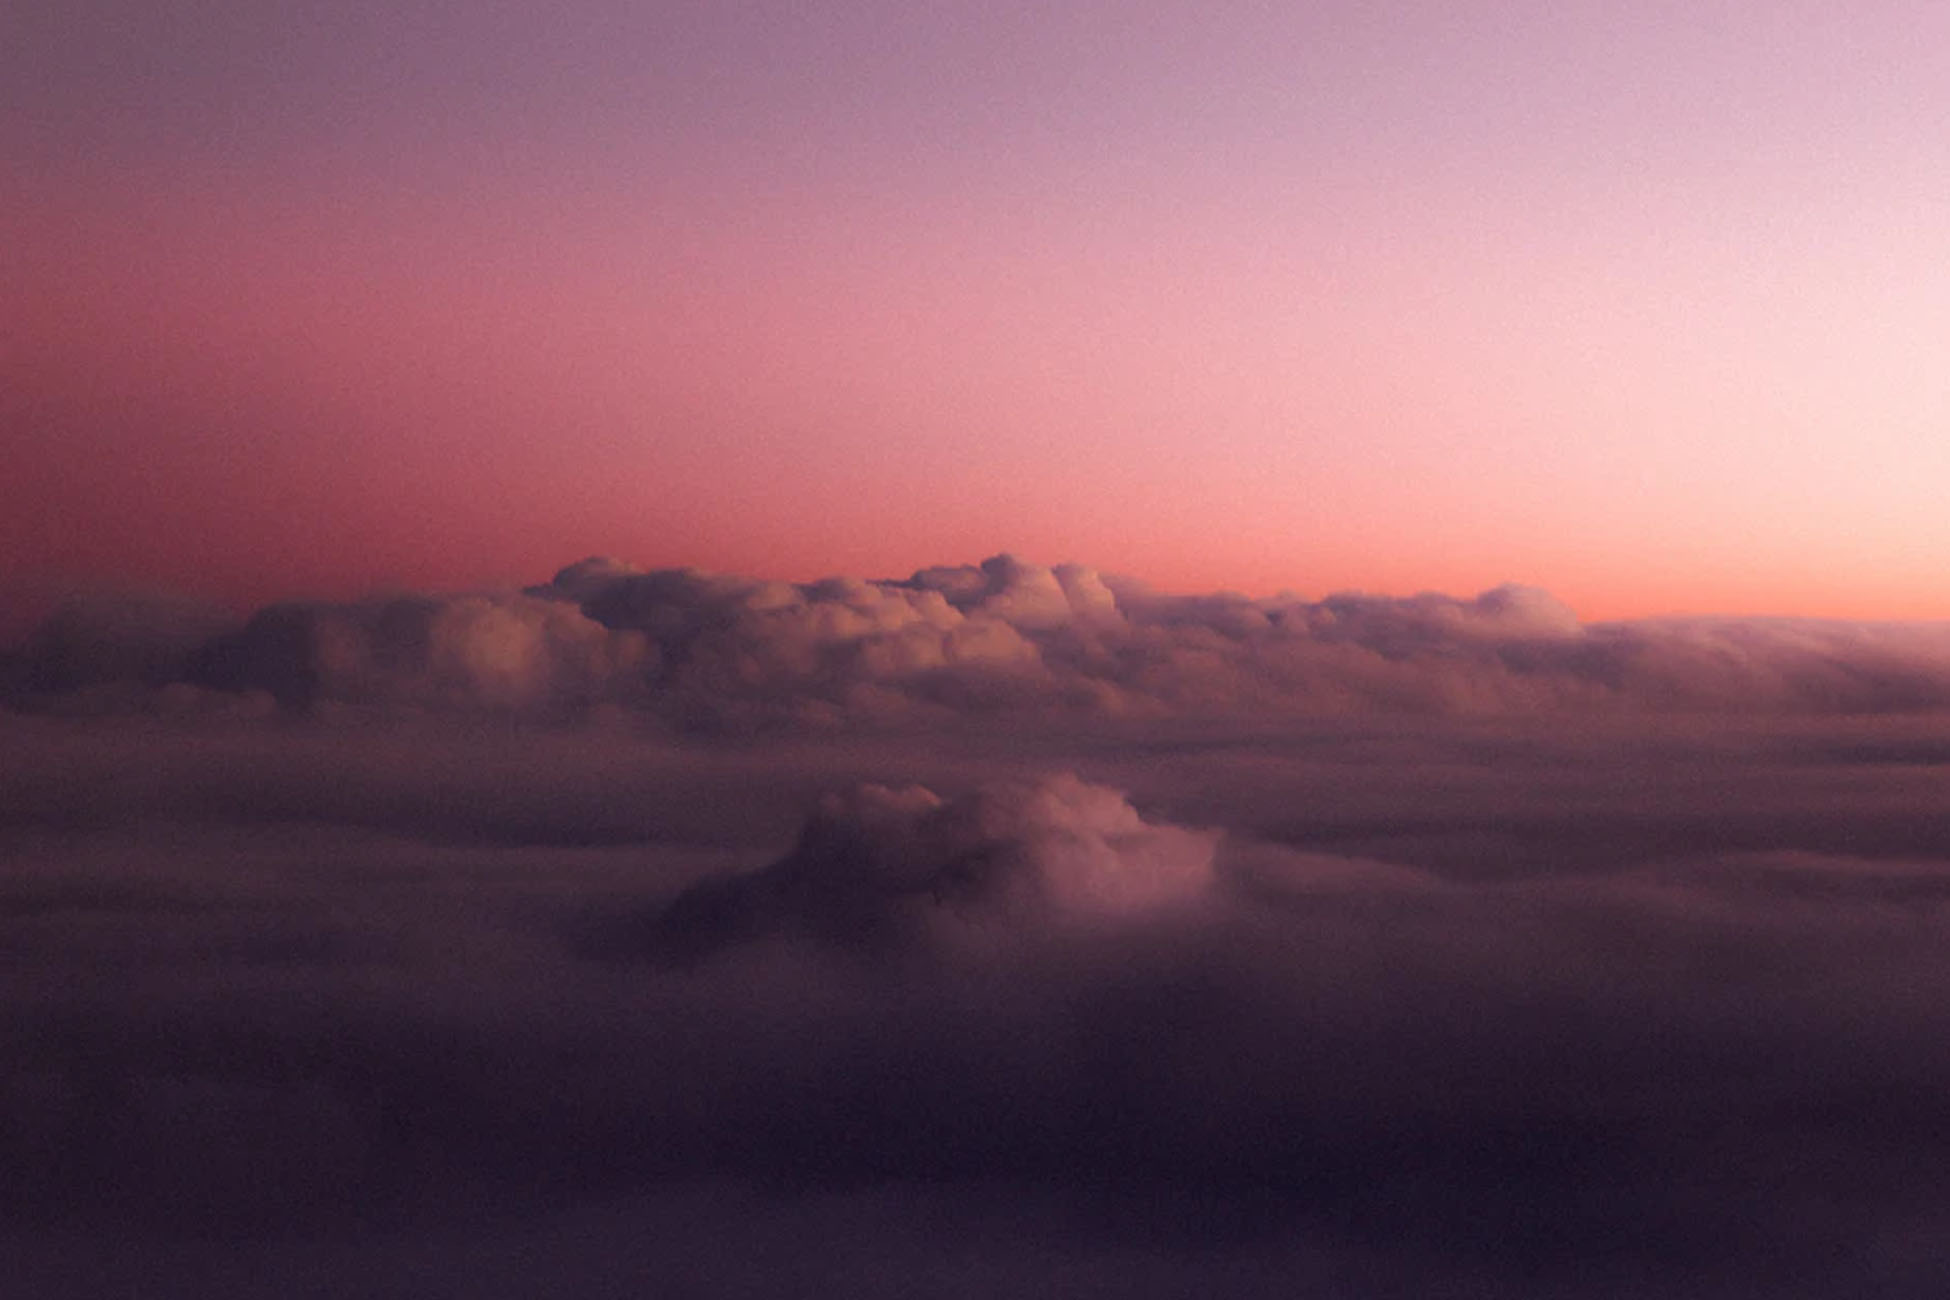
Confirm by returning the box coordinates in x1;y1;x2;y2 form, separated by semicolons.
8;711;1950;1295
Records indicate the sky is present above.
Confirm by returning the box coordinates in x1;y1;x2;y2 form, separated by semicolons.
7;1;1950;626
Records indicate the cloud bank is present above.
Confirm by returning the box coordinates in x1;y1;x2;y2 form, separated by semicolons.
13;554;1950;724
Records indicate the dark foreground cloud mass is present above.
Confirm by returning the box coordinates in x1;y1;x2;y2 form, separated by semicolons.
8;710;1950;1297
12;554;1950;724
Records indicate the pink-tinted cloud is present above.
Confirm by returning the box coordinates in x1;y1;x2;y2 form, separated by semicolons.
15;554;1950;724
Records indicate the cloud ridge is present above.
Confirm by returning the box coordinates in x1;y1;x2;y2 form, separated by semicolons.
13;555;1950;724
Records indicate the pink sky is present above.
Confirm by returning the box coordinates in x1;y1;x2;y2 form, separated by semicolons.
7;2;1950;627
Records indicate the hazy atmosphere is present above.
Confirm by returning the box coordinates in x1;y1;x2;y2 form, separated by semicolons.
8;2;1950;1297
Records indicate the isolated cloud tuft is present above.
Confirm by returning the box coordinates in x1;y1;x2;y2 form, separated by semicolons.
628;773;1218;959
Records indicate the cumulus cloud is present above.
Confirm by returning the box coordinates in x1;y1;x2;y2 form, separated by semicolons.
13;555;1950;725
605;773;1219;961
182;591;651;716
2;593;241;714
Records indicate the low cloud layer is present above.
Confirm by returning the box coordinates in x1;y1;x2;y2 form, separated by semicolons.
8;715;1950;1295
12;554;1950;724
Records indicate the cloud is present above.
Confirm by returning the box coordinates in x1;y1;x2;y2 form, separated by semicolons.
602;773;1219;961
14;554;1950;726
183;591;651;716
7;716;1950;1294
2;593;241;713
